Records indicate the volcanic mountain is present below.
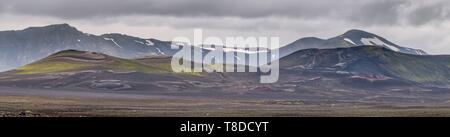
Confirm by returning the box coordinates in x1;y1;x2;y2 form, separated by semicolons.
0;24;179;72
0;46;448;92
0;24;429;72
279;46;450;88
278;29;427;58
1;44;450;106
0;50;224;91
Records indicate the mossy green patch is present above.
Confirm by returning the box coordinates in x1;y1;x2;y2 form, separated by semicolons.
16;61;92;74
107;58;167;73
15;51;202;76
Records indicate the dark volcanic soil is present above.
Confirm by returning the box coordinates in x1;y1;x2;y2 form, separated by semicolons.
1;86;450;117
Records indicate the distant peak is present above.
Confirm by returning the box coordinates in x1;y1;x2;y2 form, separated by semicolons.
294;37;324;42
45;23;77;30
24;23;80;33
340;29;380;39
49;23;71;27
343;29;375;36
299;37;323;41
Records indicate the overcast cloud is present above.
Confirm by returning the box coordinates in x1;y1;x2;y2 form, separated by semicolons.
0;0;449;54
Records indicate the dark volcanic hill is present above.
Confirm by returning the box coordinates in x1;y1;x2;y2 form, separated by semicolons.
279;46;450;89
278;29;427;58
1;47;450;105
0;50;224;91
0;46;448;93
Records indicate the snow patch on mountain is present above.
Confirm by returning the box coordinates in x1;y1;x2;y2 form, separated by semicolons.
344;38;356;45
104;38;122;49
361;37;399;52
155;48;165;55
145;40;154;46
134;40;145;45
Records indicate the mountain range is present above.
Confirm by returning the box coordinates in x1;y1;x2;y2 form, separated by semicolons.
0;24;449;99
0;24;180;72
0;24;428;72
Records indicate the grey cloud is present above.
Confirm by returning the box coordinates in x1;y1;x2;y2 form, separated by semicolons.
0;0;449;54
408;3;449;25
347;0;406;25
0;0;345;18
0;0;449;26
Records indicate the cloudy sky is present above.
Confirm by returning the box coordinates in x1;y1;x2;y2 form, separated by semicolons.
0;0;449;54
